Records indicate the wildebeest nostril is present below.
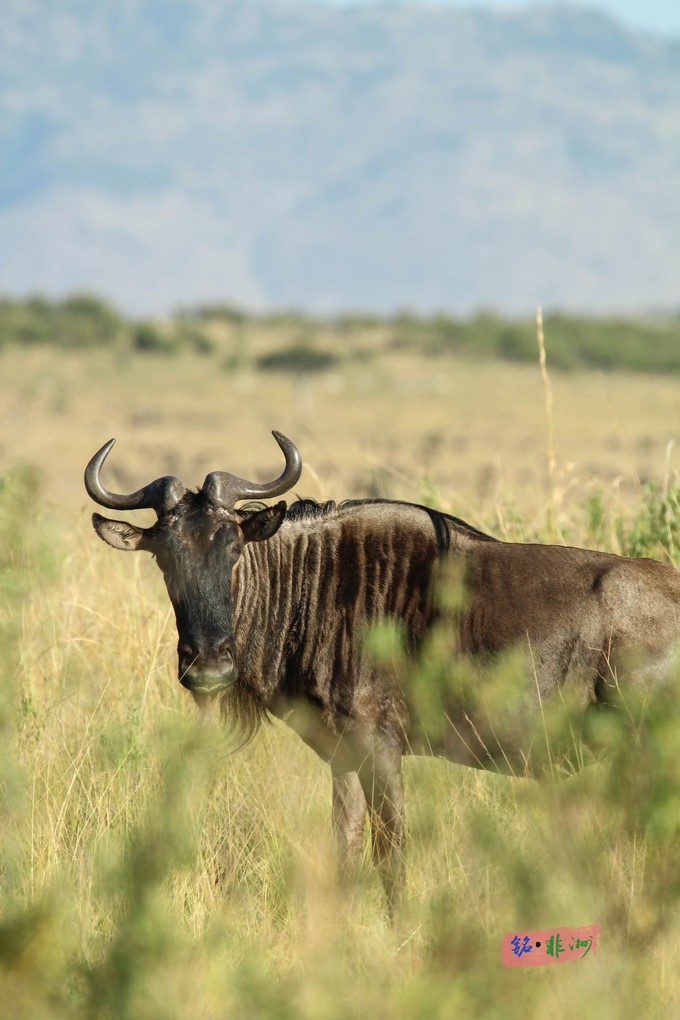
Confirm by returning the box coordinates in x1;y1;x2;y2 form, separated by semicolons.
179;639;235;680
178;643;198;669
215;639;235;666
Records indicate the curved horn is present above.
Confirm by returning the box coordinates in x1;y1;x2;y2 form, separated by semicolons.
202;431;302;509
84;439;187;514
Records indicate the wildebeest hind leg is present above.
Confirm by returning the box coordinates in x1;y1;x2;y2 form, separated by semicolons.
357;747;405;922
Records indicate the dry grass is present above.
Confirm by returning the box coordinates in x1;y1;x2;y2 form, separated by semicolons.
3;340;680;1017
2;341;679;527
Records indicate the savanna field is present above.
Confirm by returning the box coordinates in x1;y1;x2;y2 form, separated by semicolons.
3;299;680;1018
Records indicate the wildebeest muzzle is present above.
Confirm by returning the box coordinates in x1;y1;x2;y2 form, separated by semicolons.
178;640;236;694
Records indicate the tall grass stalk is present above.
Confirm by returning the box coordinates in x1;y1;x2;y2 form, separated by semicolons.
536;305;561;543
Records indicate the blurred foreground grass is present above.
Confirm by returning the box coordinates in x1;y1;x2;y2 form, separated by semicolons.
4;453;680;1018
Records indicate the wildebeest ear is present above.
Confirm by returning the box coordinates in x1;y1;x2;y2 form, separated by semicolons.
91;512;149;551
239;501;287;544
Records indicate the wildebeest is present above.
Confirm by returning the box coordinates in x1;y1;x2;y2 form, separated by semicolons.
85;431;680;915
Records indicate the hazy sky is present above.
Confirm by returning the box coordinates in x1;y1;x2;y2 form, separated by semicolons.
310;0;680;38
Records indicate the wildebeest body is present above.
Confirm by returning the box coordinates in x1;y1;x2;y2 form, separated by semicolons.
85;434;680;917
230;501;680;766
233;501;443;721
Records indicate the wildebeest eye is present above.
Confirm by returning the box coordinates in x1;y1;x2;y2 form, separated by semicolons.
214;531;241;557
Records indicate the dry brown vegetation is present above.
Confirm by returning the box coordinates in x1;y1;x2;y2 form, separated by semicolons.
2;335;680;1018
3;336;679;525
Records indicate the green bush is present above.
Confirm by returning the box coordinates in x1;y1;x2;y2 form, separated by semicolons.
0;298;50;346
58;294;122;347
0;295;121;349
131;322;177;354
256;342;337;374
617;481;680;564
187;303;247;324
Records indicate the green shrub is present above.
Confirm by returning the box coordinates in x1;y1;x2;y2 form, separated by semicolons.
131;322;177;354
256;343;337;374
0;297;55;347
58;294;122;347
186;303;248;324
617;481;680;564
0;294;121;349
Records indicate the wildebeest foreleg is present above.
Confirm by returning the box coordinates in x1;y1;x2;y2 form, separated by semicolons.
358;747;405;920
331;769;368;881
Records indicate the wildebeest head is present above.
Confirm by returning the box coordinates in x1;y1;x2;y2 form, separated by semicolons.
85;432;301;697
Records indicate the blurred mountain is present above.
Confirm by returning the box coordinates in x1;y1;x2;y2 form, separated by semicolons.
1;0;679;315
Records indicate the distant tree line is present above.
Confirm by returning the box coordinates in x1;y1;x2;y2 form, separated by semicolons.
1;293;679;375
0;295;212;356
